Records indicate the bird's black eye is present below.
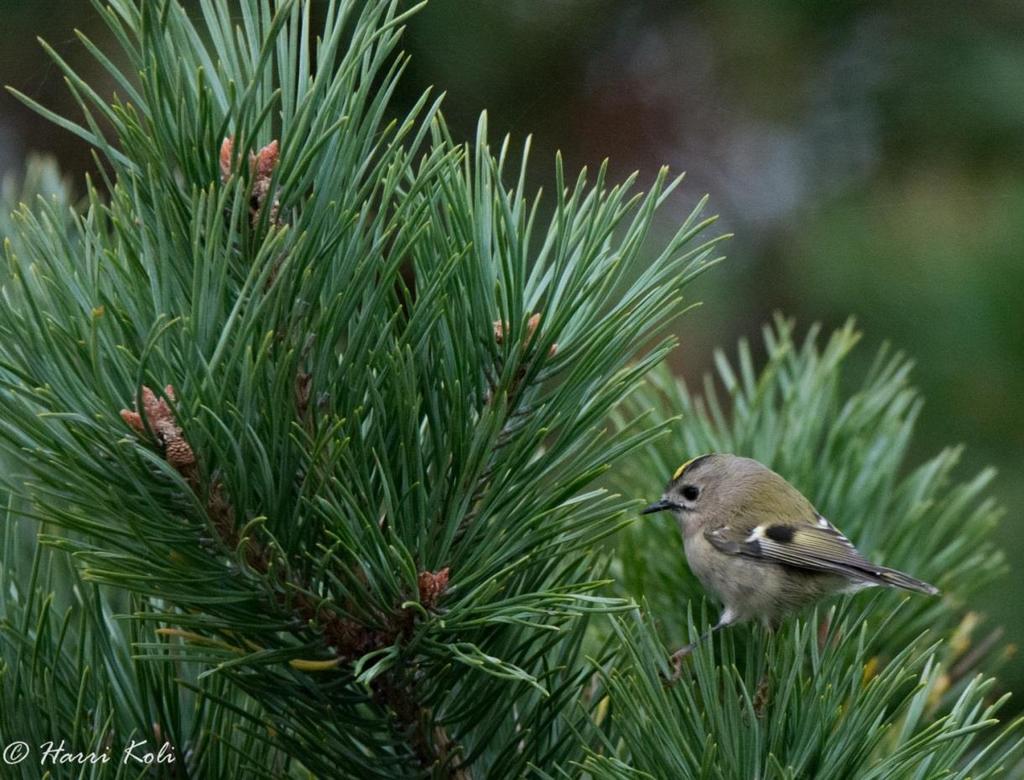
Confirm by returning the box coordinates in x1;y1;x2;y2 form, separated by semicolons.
681;485;699;501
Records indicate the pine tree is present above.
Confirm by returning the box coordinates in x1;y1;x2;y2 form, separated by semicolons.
0;2;1019;778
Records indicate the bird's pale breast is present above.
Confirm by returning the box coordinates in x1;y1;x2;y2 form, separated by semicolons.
682;529;842;626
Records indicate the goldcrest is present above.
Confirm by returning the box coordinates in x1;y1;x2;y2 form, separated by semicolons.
643;454;938;652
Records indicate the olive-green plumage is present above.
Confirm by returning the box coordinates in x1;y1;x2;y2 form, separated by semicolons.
642;454;938;637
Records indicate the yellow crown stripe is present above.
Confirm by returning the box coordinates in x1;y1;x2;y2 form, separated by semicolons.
673;453;712;480
673;457;699;481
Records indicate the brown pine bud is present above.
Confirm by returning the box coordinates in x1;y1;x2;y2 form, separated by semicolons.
493;312;557;356
219;136;234;182
248;140;280;226
164;435;196;471
526;312;541;338
250;140;279;181
119;408;144;433
220;136;281;227
418;567;450;610
120;384;195;473
492;318;507;344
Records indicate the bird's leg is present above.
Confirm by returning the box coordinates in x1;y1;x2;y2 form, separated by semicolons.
750;617;782;716
753;673;771;718
668;608;737;680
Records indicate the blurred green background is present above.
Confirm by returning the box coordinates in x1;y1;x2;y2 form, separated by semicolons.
3;0;1022;694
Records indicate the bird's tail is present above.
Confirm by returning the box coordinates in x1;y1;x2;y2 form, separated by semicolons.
876;565;940;596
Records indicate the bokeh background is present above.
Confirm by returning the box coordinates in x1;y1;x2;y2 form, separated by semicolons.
3;0;1023;694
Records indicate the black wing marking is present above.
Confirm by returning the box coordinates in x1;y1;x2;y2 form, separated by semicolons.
706;517;883;581
705;515;939;595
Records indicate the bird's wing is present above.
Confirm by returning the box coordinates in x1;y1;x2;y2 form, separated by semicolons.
704;513;883;581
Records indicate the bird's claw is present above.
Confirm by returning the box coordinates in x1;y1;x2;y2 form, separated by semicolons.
663;643;695;684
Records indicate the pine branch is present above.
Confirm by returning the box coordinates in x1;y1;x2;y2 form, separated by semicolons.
0;0;719;775
0;498;293;778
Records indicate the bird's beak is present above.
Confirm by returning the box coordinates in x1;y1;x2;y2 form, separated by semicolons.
641;498;674;515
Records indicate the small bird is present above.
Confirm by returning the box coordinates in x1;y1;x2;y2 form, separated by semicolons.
642;454;938;664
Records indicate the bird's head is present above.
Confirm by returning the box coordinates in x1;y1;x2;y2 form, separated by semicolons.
641;453;769;533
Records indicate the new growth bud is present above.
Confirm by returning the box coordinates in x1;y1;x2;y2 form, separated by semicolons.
418;567;451;610
219;135;281;226
492;312;558;357
120;385;196;473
